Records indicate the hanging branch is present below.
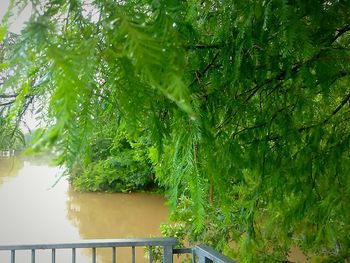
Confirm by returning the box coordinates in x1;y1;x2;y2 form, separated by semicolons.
0;94;18;98
323;92;350;124
188;51;220;88
0;100;15;107
332;24;350;44
184;43;223;50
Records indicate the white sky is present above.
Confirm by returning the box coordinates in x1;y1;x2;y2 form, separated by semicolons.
0;1;10;20
0;0;32;34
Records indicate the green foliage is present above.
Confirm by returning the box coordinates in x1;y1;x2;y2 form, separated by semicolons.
2;0;350;262
0;26;6;42
145;222;190;263
72;132;156;193
0;117;25;149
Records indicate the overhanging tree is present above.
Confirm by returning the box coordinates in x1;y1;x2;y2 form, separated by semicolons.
0;31;25;149
1;0;350;262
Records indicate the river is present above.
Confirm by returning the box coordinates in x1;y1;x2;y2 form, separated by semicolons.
0;157;169;263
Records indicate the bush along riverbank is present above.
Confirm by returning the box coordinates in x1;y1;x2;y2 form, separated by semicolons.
69;133;158;193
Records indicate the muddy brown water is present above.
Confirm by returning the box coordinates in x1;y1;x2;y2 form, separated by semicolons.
0;157;169;263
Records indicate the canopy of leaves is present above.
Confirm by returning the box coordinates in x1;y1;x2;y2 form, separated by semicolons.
1;0;350;262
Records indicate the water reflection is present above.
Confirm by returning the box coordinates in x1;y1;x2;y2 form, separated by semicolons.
0;157;24;185
67;191;169;262
0;158;169;263
0;159;76;243
67;191;168;238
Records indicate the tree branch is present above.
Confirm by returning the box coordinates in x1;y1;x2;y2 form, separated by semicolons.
0;94;18;99
189;51;220;88
230;107;290;139
0;100;15;107
184;43;222;50
332;24;350;44
248;94;350;146
299;91;350;132
324;92;350;124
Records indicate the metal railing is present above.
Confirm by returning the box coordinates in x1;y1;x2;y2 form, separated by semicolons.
0;237;237;263
192;245;237;263
0;149;15;158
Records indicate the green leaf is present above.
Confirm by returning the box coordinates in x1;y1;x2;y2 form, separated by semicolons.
0;25;6;42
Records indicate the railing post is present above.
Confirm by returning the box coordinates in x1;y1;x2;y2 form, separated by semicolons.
112;247;116;263
31;249;35;263
92;247;96;263
163;245;173;263
149;246;153;262
132;246;135;263
72;248;76;263
11;250;15;263
52;248;56;263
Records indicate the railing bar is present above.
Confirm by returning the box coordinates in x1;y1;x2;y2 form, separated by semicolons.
173;248;192;254
31;249;35;263
72;248;76;263
92;247;96;263
195;245;237;263
11;250;15;263
112;247;116;263
52;248;56;263
163;245;173;263
1;241;234;263
0;237;178;250
149;246;153;263
132;246;135;263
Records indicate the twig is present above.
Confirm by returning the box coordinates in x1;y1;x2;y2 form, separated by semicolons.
188;52;220;88
332;24;350;44
0;100;15;106
324;92;350;123
184;43;222;50
0;94;18;98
